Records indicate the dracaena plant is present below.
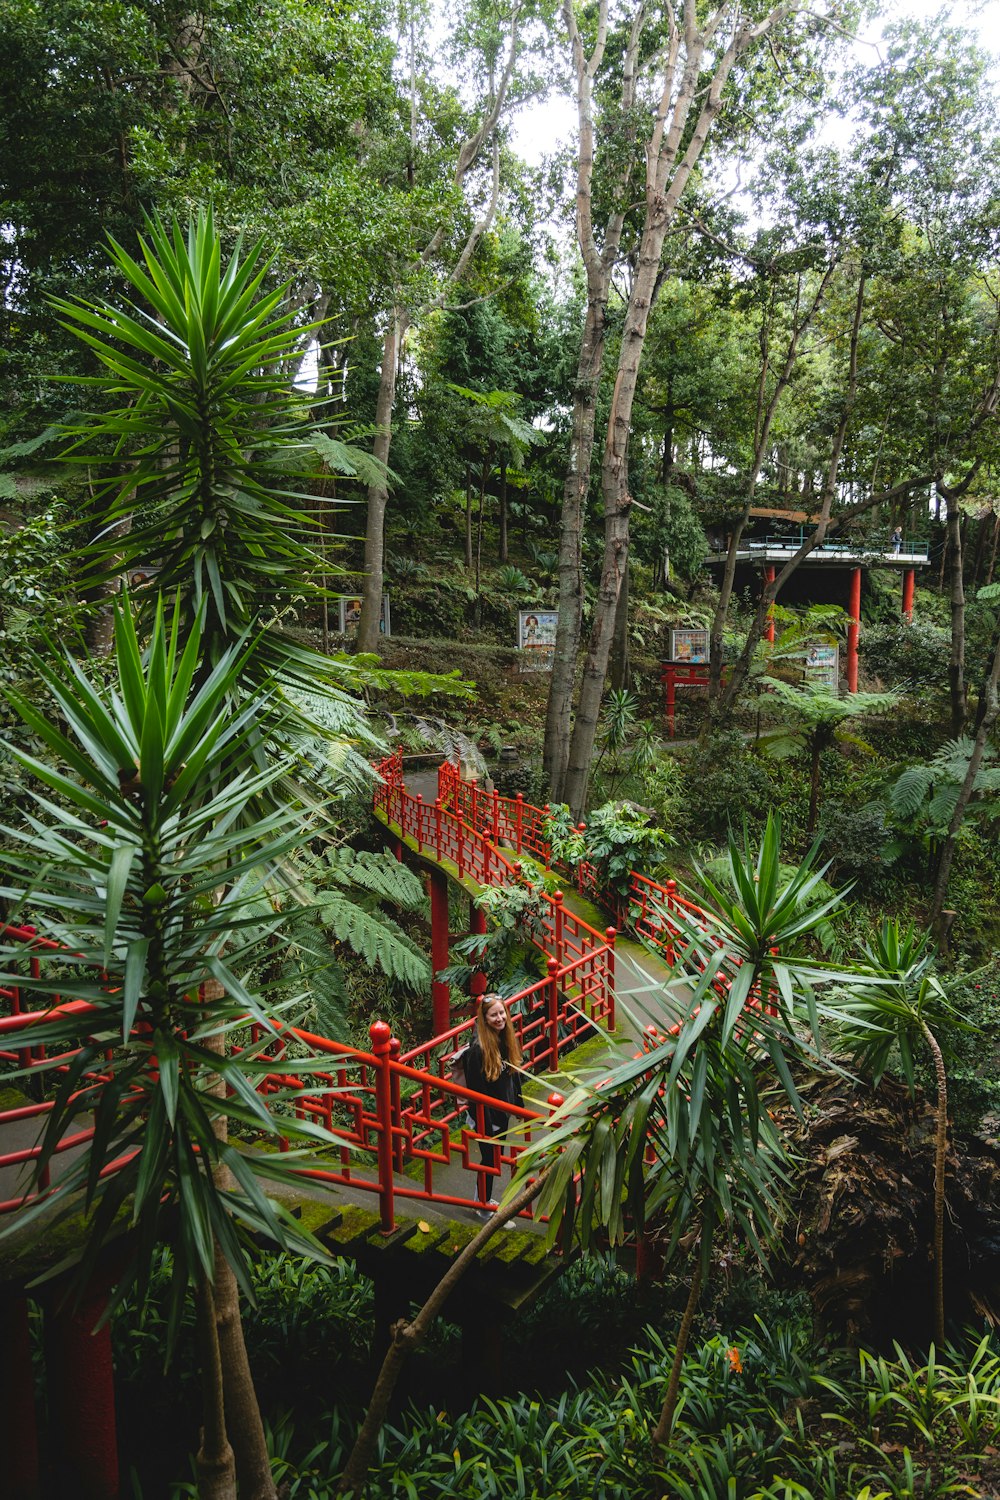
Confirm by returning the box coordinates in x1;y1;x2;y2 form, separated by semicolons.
52;208;385;787
0;601;340;1499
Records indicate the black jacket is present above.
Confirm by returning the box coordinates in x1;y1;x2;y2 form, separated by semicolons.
464;1035;523;1133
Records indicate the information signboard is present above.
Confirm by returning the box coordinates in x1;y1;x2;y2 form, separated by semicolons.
669;627;710;664
339;594;390;637
804;643;839;690
518;609;558;671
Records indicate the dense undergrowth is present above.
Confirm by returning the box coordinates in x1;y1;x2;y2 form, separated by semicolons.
108;1251;1000;1500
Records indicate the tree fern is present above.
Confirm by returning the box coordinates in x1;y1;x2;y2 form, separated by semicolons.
318;895;430;991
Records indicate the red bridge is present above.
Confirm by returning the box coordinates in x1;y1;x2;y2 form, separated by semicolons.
0;752;716;1498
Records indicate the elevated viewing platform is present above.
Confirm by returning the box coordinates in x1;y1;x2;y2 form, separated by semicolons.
707;535;931;567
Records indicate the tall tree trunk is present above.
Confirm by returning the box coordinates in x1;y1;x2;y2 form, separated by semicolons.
464;464;474;572
544;300;606;799
355;13;521;651
357;309;407;653
986;510;1000;586
610;554;631;691
337;1169;549;1497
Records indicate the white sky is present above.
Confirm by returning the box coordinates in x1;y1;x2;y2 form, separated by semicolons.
509;0;1000;168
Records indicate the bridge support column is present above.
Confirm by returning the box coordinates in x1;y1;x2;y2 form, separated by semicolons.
43;1274;119;1500
0;1295;40;1500
847;566;862;692
469;900;488;1008
430;867;451;1036
902;567;915;621
764;564;777;644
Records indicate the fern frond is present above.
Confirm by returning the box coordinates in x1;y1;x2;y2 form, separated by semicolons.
325;847;426;909
890;765;934;817
319;896;430;990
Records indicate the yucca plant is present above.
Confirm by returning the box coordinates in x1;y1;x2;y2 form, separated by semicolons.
0;602;343;1500
52;209;384;783
838;920;964;1348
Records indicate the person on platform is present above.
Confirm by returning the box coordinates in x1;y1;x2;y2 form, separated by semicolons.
464;993;524;1220
891;525;903;555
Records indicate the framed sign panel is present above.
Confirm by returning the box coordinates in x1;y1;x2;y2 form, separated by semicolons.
669;628;709;664
804;643;839;690
518;610;558;671
339;594;390;637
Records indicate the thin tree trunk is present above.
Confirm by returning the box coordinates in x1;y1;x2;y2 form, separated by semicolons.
357;309;406;653
931;627;1000;927
943;488;967;736
498;462;508;563
986;510;1000;586
650;1249;705;1450
203;1016;277;1500
807;738;822;835
708;263;844;716
355;14;521;651
465;464;474;572
337;1168;550;1496
920;1021;948;1350
194;1273;237;1500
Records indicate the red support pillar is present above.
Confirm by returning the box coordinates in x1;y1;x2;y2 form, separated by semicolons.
44;1275;120;1500
0;1296;40;1500
429;867;451;1037
469;899;488;1007
664;666;677;738
546;956;561;1068
847;565;862;692
902;567;915;621
370;1021;395;1233
764;564;777;644
605;927;617;1031
552;890;565;968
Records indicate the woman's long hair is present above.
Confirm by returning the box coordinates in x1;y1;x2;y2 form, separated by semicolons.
475;994;523;1081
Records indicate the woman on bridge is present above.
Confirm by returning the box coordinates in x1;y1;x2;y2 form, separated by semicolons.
465;994;524;1218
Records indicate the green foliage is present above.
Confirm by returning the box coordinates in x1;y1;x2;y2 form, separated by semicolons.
544;798;672;898
0;604;338;1335
584;801;673;897
890;737;1000;835
835;921;962;1094
860;620;952;692
439;876;549;999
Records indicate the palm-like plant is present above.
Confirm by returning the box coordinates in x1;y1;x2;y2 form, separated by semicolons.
54;210;383;773
681;813;848;1030
515;816;849;1449
760;679;898;834
0;603;344;1498
839;920;963;1347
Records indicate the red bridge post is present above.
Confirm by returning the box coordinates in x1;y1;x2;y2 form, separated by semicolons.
605;928;617;1031
546;957;560;1068
430;866;451;1036
370;1022;396;1234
